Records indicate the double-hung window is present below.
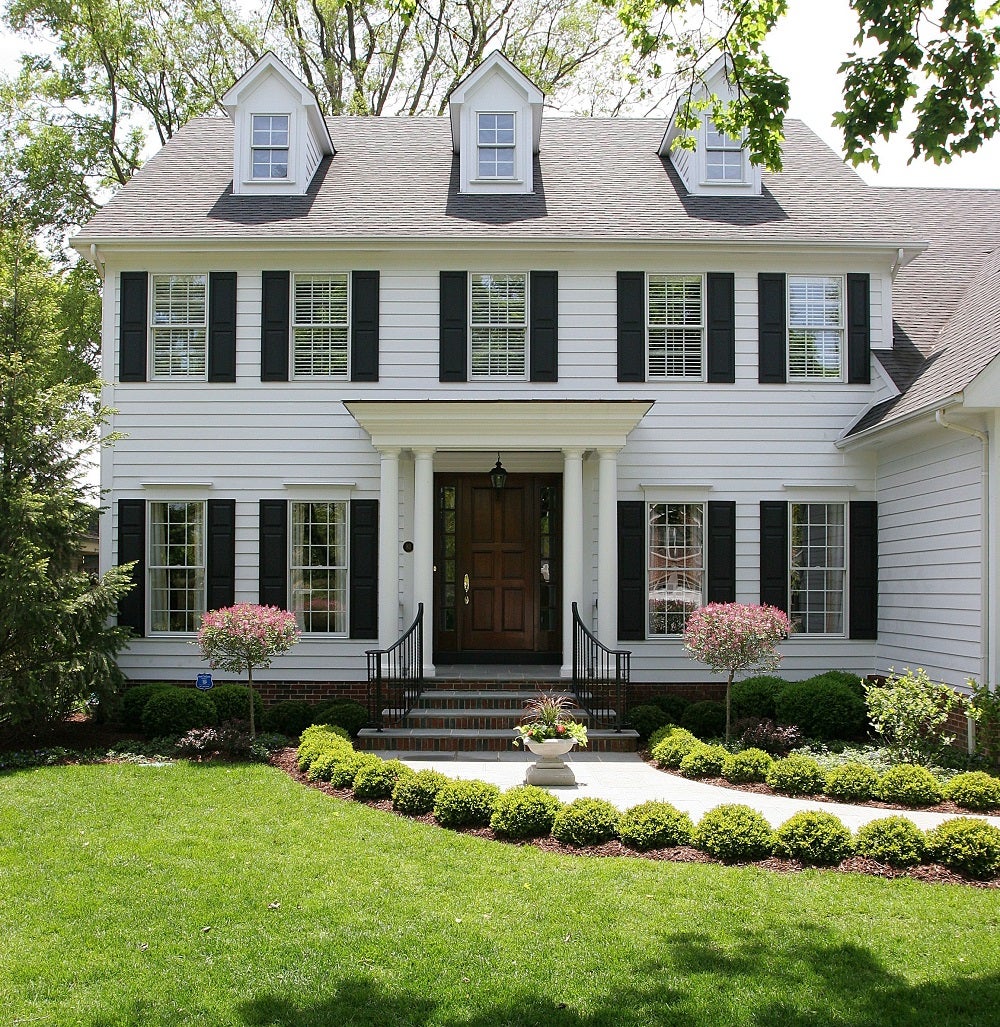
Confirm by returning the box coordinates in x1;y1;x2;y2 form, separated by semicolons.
292;274;349;377
151;274;207;378
789;503;846;634
647;503;705;636
477;113;515;178
648;274;704;378
470;272;527;377
148;501;205;632
290;501;348;634
705;120;745;182
788;275;844;379
252;114;289;179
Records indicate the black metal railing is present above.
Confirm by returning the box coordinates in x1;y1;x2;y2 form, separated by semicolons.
366;604;424;731
570;601;630;731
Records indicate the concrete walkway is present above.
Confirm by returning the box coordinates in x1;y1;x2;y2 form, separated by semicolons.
390;750;1000;831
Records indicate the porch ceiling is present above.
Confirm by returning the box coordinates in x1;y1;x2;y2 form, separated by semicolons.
344;399;653;451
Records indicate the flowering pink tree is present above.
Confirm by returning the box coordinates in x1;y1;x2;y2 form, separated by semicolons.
197;604;300;736
683;603;791;742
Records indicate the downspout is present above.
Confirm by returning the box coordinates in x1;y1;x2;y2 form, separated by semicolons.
936;409;990;752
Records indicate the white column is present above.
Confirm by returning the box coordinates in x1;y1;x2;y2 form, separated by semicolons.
378;447;400;649
561;448;585;678
413;447;436;676
597;447;619;644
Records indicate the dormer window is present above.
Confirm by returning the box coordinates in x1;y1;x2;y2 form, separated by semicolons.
477;113;516;178
705;120;744;182
252;114;290;179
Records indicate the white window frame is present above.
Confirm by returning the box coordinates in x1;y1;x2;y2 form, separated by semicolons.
251;113;291;181
149;273;208;381
289;500;349;636
787;275;845;381
468;271;528;379
703;116;746;184
476;112;516;180
646;501;706;637
646;273;706;380
147;500;206;635
788;502;847;637
291;273;350;379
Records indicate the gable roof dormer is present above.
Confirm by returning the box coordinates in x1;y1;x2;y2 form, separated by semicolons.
222;52;334;197
448;51;544;195
659;55;762;198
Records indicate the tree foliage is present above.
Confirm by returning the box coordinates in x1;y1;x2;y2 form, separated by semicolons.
0;228;132;736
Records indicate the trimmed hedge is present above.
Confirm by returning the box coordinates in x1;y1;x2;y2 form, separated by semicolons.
649;693;691;722
774;678;866;740
681;701;726;739
626;704;670;742
617;801;693;850
120;683;175;730
353;759;414;800
775;811;853;865
766;754;825;796
944;771;1000;812
296;724;352;773
209;684;263;727
433;780;500;828
313;700;370;737
649;727;701;769
877;765;943;807
694;804;774;862
679;744;728;779
854;816;927;868
262;700;318;737
731;675;785;720
392;770;451;815
721;748;773;784
926;817;1000;879
551;798;620;847
141;689;217;738
490;786;564;839
824;762;880;803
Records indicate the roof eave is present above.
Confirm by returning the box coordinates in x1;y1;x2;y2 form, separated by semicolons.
835;393;964;450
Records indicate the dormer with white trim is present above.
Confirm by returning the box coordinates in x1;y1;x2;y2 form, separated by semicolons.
222;52;334;197
448;52;543;195
659;55;762;198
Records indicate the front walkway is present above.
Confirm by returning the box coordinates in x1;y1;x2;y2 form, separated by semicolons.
390;750;1000;831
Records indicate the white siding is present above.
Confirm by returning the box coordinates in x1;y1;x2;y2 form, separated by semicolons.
876;429;984;688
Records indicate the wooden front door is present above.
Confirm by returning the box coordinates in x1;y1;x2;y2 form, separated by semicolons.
434;474;560;662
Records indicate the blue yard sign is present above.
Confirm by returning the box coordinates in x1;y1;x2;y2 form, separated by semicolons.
195;673;214;691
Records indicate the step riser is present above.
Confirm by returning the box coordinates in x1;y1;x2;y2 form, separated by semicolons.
403;714;589;731
425;679;566;692
359;735;637;753
419;695;575;711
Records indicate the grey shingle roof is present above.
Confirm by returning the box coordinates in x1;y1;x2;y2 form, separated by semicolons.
76;116;909;244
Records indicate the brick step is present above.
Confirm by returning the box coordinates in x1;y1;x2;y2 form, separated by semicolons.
416;689;577;710
428;677;566;692
402;708;590;731
356;728;639;753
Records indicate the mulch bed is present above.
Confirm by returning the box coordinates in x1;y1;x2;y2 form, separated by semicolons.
268;748;999;889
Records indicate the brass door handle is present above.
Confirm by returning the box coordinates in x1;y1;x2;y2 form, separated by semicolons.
463;573;470;604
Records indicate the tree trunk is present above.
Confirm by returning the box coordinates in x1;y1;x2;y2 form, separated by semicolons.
725;669;734;743
247;664;256;738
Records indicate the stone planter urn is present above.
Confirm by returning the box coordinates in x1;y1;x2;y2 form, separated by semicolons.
524;737;578;786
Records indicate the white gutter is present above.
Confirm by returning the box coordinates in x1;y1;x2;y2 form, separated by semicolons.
835;394;964;450
935;409;991;710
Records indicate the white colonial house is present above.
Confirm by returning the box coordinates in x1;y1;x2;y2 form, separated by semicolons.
72;52;1000;713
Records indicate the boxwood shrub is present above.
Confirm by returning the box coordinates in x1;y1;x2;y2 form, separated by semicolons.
120;683;175;730
731;675;785;720
943;771;1000;812
774;679;866;740
766;754;825;796
352;759;414;800
490;786;564;839
141;689;217;738
208;684;263;727
807;670;865;698
678;744;728;779
694;804;774;862
647;724;681;752
854;816;927;867
649;693;691;722
313;700;370;737
721;747;774;784
775;810;853;865
433;780;501;828
551;797;620;847
681;701;726;739
262;700;317;737
649;727;701;769
926;817;1000;879
617;801;693;850
877;764;943;807
392;770;451;815
296;724;352;773
626;704;670;743
824;762;880;803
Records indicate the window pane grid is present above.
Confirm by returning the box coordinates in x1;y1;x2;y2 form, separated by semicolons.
149;501;205;633
470;273;527;378
292;275;349;377
790;503;846;634
648;275;703;378
705;119;745;182
251;115;289;179
647;503;704;636
788;276;844;379
477;113;515;178
291;502;347;633
150;274;207;379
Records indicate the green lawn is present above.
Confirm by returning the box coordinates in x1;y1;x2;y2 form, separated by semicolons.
1;762;998;1026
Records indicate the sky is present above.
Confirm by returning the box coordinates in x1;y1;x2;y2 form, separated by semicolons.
0;0;997;189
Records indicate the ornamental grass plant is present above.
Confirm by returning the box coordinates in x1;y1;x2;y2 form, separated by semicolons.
512;693;588;747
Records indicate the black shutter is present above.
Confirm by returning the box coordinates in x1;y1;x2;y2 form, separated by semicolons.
350;499;379;640
119;272;148;382
258;500;288;608
206;499;236;612
261;271;290;382
706;501;736;603
617;271;645;383
439;271;468;382
351;270;379;382
849;501;878;639
759;501;788;611
706;273;736;384
758;273;786;384
847;273;871;385
208;272;237;383
529;270;558;382
618;501;645;640
117;499;145;634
